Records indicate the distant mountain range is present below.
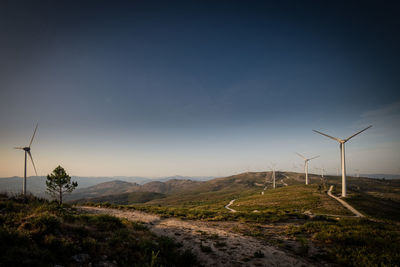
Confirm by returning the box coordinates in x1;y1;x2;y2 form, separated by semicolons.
0;175;214;197
364;174;400;180
71;171;301;204
66;178;202;202
73;172;400;207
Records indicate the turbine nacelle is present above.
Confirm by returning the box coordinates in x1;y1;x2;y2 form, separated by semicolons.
296;152;320;162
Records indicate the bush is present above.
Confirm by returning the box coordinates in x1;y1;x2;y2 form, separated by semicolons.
289;218;400;266
0;195;198;267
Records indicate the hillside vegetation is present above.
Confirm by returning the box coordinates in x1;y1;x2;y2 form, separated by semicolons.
0;194;197;267
75;191;166;205
79;172;400;267
82;172;345;222
288;218;400;266
231;184;352;215
67;179;201;202
79;172;400;223
325;175;400;221
4;171;399;267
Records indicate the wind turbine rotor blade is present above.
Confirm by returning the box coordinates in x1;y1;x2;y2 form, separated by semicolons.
29;123;38;147
344;125;372;142
296;152;306;159
14;147;24;149
309;155;320;160
27;150;37;176
312;129;342;142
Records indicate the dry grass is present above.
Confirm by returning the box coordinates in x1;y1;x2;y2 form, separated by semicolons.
231;184;352;216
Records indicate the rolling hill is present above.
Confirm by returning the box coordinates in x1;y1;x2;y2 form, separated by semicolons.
0;176;150;196
65;180;140;201
73;171;328;210
0;175;214;198
74;191;167;205
74;171;400;222
5;171;399;267
66;178;202;202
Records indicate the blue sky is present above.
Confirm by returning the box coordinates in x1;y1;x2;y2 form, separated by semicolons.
0;1;399;177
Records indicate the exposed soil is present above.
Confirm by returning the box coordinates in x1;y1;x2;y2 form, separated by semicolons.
224;199;237;212
79;206;318;267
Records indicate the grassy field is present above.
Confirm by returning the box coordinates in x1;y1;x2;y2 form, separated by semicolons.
3;171;394;266
0;194;197;267
230;184;352;215
79;172;400;267
82;172;400;223
323;175;400;221
74;191;167;205
288;218;400;266
86;179;353;223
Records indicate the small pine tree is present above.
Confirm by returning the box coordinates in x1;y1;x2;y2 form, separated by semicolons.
46;165;77;204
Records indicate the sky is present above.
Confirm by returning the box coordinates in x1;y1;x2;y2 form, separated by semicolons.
0;0;399;177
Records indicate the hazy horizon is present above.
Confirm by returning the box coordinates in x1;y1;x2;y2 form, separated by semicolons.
1;1;399;177
2;170;400;180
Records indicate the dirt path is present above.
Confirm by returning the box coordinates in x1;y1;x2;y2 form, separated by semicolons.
281;174;289;186
327;185;364;217
79;206;313;267
224;199;237;213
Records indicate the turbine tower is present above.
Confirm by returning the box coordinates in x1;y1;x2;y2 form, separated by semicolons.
269;164;277;189
313;125;372;197
296;153;319;185
14;123;38;195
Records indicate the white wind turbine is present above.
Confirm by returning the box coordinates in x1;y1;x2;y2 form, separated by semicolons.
14;124;38;195
269;163;277;189
296;153;319;185
313;125;372;197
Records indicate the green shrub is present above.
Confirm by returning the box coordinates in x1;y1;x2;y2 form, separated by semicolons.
289;218;400;266
0;195;197;267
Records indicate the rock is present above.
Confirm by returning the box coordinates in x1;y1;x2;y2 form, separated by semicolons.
72;253;91;263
